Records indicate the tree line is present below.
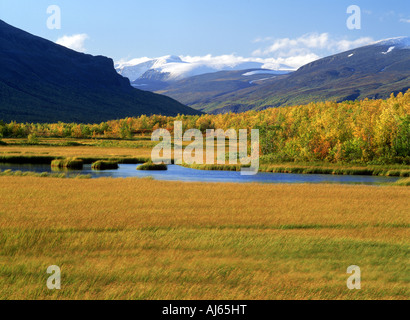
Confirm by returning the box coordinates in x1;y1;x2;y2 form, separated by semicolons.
1;91;409;164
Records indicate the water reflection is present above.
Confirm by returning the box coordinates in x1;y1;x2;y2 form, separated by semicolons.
0;163;400;185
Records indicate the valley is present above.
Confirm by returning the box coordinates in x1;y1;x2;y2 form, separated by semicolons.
0;8;409;302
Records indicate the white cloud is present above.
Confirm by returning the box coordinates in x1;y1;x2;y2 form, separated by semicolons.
115;57;152;68
253;33;329;56
117;53;310;82
178;54;316;72
181;54;259;69
56;34;89;52
117;33;376;81
400;18;410;23
250;33;373;70
335;37;374;51
258;54;320;70
253;33;373;57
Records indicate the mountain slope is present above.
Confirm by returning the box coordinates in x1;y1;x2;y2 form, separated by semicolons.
191;37;410;113
152;69;290;106
0;20;200;123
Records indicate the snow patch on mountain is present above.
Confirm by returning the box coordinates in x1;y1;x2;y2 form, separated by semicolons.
242;70;288;76
382;46;395;54
116;55;294;82
373;36;410;48
115;55;186;81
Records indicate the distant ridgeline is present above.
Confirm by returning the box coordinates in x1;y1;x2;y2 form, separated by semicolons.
147;37;410;114
1;92;409;165
0;20;201;123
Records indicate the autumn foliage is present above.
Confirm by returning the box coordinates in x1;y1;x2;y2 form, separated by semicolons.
1;91;409;164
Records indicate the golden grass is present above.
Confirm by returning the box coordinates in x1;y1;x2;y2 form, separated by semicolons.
0;144;153;159
0;176;409;300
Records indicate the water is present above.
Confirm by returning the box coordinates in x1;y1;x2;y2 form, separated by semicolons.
0;163;400;185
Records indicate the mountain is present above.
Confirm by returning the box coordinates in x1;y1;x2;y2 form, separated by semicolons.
0;20;200;123
152;69;291;107
116;55;293;83
116;55;186;82
175;37;410;114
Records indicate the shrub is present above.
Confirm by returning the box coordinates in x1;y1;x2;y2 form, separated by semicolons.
0;132;6;145
27;133;39;145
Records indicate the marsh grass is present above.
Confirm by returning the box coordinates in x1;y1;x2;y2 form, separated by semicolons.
1;138;409;177
0;140;154;160
260;166;410;177
137;162;168;171
91;160;119;170
0;177;408;300
392;177;410;186
51;158;84;169
182;163;242;171
0;169;91;179
182;162;410;177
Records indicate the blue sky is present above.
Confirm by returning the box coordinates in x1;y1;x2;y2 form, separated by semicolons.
0;0;409;68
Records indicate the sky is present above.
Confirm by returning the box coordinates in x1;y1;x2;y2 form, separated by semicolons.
0;0;409;69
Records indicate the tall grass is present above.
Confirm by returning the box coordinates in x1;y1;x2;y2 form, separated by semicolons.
182;162;410;177
91;160;119;170
392;177;410;186
0;176;408;299
137;162;168;171
51;158;83;169
0;169;91;179
259;165;410;177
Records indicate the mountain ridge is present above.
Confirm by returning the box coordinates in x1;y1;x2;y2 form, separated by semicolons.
150;38;410;113
0;20;201;123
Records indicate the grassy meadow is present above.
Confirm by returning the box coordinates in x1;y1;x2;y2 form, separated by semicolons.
0;138;155;159
0;175;409;300
0;95;409;301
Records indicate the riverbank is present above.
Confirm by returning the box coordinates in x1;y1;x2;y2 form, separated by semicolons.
182;162;410;177
1;138;409;177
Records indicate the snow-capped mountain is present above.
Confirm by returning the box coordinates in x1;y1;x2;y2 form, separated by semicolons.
372;36;410;55
373;36;410;48
115;55;293;82
188;36;410;114
115;55;186;81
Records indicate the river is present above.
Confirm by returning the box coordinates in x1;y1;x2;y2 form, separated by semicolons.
0;163;400;185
